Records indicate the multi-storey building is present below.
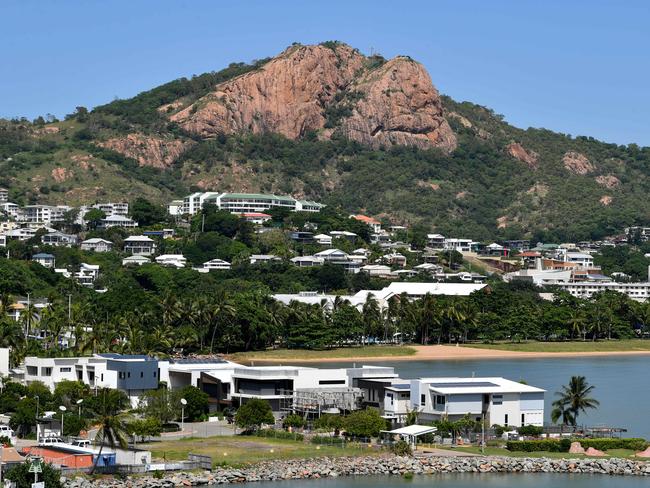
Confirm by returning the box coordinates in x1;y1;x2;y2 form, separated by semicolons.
0;188;8;203
176;192;324;216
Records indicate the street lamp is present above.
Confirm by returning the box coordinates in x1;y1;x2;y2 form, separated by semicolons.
180;398;187;434
59;406;67;440
76;398;83;417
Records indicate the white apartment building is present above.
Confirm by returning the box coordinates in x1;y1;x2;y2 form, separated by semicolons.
555;280;650;302
20;205;70;226
177;192;324;216
123;236;156;256
0;235;5;248
75;263;100;287
167;199;184;216
93;202;129;216
411;377;545;427
564;252;594;268
0;188;8;203
24;354;160;407
426;234;446;250
1;202;19;219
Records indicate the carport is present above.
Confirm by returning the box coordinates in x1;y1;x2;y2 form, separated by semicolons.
381;424;437;450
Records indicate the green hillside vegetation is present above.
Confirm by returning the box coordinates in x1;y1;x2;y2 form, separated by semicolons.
1;46;649;239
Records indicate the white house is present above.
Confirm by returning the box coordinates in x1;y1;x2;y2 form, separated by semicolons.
1;202;20;219
249;254;281;265
361;264;394;278
411;377;545;427
122;255;151;266
444;238;472;253
32;253;56;268
350;215;382;234
41;231;78;247
123;236;156;256
426;234;446;250
80;238;113;253
75;263;99;287
329;230;358;241
290;256;324;267
565;252;594;269
99;214;138;229
314;234;333;246
0;188;7;203
200;259;231;271
238;212;272;225
155;254;187;268
380;252;407;267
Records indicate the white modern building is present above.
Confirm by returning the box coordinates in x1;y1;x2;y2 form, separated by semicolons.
314;234;333;246
122;255;151;266
123;236;156;256
290;256;324;267
249;254;281;265
176;192;324;216
81;238;113;253
0;188;8;203
24;354;160;406
93;202;129;217
198;258;232;271
41;231;78;247
426;234;446;250
21;205;70;226
555;280;650;302
444;238;472;253
1;202;19;219
411;377;545;427
75;263;100;287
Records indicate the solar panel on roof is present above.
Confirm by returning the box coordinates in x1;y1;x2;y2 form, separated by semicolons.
172;358;227;364
429;382;498;388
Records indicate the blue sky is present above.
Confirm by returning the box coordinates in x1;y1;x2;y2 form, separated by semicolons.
2;0;649;145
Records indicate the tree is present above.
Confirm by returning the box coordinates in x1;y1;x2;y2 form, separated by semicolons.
235;399;275;431
83;208;106;230
130;197;165;226
126;417;162;441
91;389;130;474
9;398;37;437
343;408;387;438
5;461;62;488
177;386;209;421
282;414;306;429
552;376;600;427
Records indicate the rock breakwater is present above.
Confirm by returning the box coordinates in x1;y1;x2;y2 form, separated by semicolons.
63;455;650;487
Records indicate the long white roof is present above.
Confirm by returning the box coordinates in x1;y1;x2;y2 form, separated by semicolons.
420;377;545;394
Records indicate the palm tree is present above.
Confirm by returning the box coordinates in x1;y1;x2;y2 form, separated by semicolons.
553;376;600;427
566;308;587;340
209;297;236;354
550;400;576;432
91;395;129;474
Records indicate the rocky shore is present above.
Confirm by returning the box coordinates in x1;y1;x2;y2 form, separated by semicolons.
62;455;650;487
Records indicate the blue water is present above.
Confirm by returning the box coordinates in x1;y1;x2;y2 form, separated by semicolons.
252;473;646;488
294;356;649;439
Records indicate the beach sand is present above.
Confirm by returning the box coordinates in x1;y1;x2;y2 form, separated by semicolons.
239;344;650;363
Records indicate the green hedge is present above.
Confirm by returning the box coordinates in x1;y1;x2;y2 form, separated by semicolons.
252;429;304;441
507;438;648;452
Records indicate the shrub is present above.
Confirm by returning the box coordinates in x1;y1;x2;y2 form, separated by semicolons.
507;438;647;452
579;438;648;451
391;439;413;456
235;399;275;431
506;439;571;452
518;425;544;437
282;414;306;429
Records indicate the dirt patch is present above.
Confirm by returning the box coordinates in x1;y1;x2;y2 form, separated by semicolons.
417;180;440;190
506;142;538;168
497;215;509;229
526;183;549;197
51;167;71;182
600;195;613;206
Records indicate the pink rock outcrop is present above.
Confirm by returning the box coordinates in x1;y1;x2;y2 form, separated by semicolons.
563;151;595;175
569;442;585;454
98;133;192;169
584;447;606;457
506;142;538;168
170;44;456;152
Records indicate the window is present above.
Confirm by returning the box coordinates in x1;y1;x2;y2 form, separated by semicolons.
435;395;446;406
43;367;52;377
387;393;394;405
504;414;509;426
101;374;104;381
26;366;37;376
153;371;157;378
127;372;131;378
60;367;71;373
521;413;525;425
420;394;426;406
140;372;144;378
318;379;345;385
492;394;503;405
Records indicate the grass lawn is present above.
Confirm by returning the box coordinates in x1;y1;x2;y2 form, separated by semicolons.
142;435;377;467
464;339;650;353
444;446;638;459
229;345;416;362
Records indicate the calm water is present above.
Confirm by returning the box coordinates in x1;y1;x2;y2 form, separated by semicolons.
292;356;649;439
251;474;646;488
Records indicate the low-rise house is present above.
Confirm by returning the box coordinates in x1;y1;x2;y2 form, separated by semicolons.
350;215;382;234
122;255;151;266
75;263;99;287
444;238;472;252
380;252;407;267
426;234;446;250
414;263;444;275
32;253;55;268
0;188;7;203
41;231;78;247
361;264;394;278
99;214;138;229
123;236;156;256
288;231;315;244
290;256;324;267
155;254;187;268
80;238;113;253
239;212;272;225
249;254;281;265
143;228;175;239
314;233;333;246
411;377;545;427
330;230;358;242
93;202;129;217
199;258;232;271
167;199;184;216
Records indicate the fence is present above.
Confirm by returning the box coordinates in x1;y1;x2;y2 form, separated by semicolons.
188;453;213;470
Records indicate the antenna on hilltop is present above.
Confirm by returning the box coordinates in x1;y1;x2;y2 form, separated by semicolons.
370;46;376;56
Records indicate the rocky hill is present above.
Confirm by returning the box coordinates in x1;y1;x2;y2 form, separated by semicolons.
1;41;649;241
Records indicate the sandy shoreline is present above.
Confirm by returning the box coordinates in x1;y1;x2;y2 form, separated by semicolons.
234;344;650;363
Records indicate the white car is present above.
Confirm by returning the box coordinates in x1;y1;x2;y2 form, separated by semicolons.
38;436;64;446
